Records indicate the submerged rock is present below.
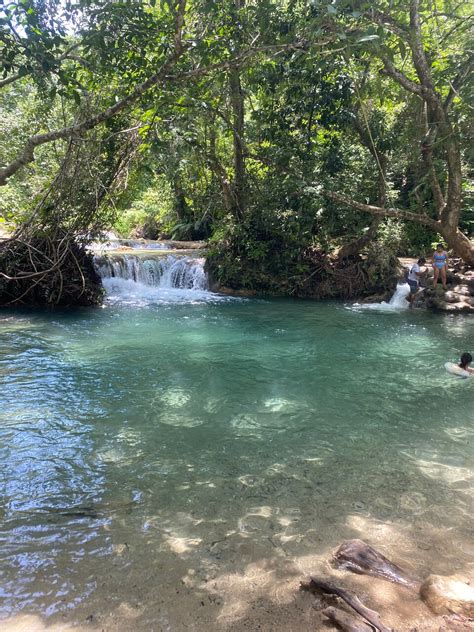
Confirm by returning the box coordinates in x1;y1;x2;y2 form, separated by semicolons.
420;574;474;616
333;539;421;590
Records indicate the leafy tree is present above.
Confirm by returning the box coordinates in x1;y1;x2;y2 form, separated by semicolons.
317;0;473;263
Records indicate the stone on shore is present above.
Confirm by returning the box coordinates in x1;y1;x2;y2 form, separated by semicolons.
414;267;474;313
420;574;474;616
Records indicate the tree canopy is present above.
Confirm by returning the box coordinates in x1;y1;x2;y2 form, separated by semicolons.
1;0;473;305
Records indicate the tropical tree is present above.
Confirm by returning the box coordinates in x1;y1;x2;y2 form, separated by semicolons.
318;0;473;263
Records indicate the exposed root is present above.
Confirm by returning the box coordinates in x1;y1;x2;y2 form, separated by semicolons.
0;231;103;307
289;247;400;299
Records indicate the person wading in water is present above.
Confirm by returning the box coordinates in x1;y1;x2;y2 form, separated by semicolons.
459;352;474;374
406;257;427;308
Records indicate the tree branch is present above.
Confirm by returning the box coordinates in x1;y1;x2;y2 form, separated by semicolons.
379;57;422;96
369;9;408;38
0;72;22;89
421;105;445;214
409;0;436;93
323;189;440;230
0;35;317;186
444;53;474;111
163;39;315;82
0;42;83;90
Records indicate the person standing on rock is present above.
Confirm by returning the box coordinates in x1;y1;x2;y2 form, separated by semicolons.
432;243;448;290
406;257;427;308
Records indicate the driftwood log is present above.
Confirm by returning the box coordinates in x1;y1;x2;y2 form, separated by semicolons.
302;541;474;628
333;540;474;618
333;539;420;590
301;576;393;632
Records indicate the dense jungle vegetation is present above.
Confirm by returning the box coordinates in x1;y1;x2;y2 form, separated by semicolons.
0;0;473;304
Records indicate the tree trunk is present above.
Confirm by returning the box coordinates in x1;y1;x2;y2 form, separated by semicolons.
331;1;474;266
439;226;474;265
208;122;234;214
229;0;246;221
326;190;474;265
173;178;188;221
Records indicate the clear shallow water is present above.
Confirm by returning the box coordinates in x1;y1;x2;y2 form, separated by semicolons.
1;293;473;626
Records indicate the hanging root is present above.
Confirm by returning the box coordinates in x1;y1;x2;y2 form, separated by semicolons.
290;247;400;300
0;231;103;307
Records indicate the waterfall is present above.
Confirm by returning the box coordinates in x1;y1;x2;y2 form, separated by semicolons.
95;254;207;289
94;254;210;302
349;283;410;311
387;283;411;308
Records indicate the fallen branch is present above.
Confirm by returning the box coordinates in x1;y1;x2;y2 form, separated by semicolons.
301;576;393;632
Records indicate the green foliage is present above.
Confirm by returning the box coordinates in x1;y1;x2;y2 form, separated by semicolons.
207;201;318;292
398;222;438;257
114;176;173;237
1;0;472;304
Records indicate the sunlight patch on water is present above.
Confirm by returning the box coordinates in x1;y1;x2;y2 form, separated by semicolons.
159;413;205;428
160;388;191;408
443;425;474;442
163;536;202;555
263;397;300;412
0;614;80;631
414;458;474;487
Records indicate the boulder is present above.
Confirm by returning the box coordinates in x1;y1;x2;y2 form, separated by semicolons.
452;285;471;296
420;574;474;616
444;291;460;303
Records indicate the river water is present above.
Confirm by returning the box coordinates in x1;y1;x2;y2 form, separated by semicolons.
1;270;473;630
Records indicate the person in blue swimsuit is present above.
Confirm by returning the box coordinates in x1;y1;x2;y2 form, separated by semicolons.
432;243;448;290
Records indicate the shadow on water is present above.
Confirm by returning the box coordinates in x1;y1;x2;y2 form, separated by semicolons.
0;301;473;630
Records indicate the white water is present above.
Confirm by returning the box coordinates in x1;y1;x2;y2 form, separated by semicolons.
350;283;410;311
95;253;230;304
96;254;207;289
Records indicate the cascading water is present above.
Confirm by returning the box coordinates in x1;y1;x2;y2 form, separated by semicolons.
387;283;411;308
349;283;411;311
95;254;207;289
94;254;213;303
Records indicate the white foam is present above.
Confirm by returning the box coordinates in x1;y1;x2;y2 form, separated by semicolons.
101;277;231;305
94;253;235;304
350;283;410;312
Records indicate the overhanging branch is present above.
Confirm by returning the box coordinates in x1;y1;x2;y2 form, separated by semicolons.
323;190;440;230
369;9;408;38
0;36;322;186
